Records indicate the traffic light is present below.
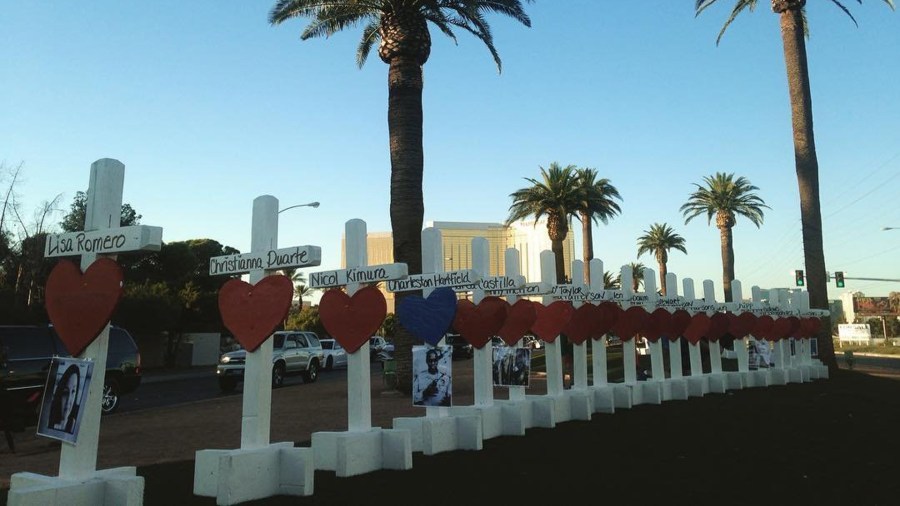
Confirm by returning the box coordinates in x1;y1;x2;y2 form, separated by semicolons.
835;271;845;288
794;269;805;287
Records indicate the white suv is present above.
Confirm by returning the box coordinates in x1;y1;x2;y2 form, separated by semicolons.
217;331;324;392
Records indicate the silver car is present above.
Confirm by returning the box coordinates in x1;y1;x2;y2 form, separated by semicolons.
217;331;324;392
320;338;348;370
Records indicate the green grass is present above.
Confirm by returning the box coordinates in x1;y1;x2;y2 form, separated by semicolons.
834;340;900;355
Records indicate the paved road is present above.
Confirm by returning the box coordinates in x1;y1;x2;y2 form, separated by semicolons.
119;365;351;413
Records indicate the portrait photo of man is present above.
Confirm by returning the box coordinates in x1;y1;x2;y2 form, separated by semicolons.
412;346;452;407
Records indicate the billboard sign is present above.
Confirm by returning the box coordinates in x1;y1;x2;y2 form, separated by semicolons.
853;296;899;317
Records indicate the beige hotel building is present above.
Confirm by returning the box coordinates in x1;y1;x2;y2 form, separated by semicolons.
343;219;575;312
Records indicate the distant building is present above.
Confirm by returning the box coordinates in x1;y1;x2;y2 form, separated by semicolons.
343;219;575;312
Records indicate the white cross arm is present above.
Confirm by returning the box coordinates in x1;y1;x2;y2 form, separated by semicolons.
655;296;691;310
584;289;625;302
309;263;408;288
550;284;588;300
485;281;550;296
45;225;163;258
386;269;481;292
209;245;322;276
453;275;525;293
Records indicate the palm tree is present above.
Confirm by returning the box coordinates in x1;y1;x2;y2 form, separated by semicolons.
281;267;313;302
636;223;687;296
680;172;768;303
270;0;532;393
603;270;621;290
575;168;622;284
628;262;645;293
295;284;314;307
507;163;581;283
694;0;894;371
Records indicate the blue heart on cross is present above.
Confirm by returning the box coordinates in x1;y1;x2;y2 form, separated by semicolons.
397;287;457;346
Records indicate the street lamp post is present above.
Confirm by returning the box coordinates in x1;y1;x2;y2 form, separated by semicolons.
279;201;320;214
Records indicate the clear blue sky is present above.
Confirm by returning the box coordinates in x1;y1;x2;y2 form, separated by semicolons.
2;1;898;302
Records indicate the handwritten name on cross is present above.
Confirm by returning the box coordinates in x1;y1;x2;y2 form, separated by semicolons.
386;269;481;293
309;264;407;289
46;159;163;480
209;246;321;275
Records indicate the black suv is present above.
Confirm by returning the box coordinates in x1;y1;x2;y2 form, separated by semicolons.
0;325;142;428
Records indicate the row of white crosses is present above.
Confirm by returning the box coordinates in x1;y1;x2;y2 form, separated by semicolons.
11;161;829;506
550;260;829;412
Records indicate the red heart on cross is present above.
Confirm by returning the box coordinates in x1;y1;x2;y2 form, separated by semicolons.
728;312;757;340
611;306;648;342
684;313;711;345
562;303;596;345
319;285;388;354
799;317;822;338
772;316;801;341
531;300;575;344
497;299;537;346
593;302;621;340
754;315;776;341
643;308;672;343
453;297;508;349
669;309;692;342
45;258;124;357
707;312;730;343
219;275;295;352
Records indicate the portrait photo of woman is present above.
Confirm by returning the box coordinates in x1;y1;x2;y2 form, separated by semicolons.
37;357;94;444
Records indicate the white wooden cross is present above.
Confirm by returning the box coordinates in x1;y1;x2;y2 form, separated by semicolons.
208;195;321;448
653;272;690;401
308;219;406;432
46;159;162;477
701;280;732;394
662;273;686;382
620;264;639;386
499;247;529;403
587;259;610;389
542;251;567;396
642;268;667;382
745;285;771;388
682;278;711;397
12;159;161;504
308;219;412;477
583;258;618;413
731;280;751;374
194;195;320;504
390;228;483;454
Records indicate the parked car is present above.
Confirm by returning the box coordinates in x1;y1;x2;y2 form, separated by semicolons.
320;338;347;370
369;335;390;361
523;335;543;350
0;325;142;424
216;331;324;392
444;334;473;360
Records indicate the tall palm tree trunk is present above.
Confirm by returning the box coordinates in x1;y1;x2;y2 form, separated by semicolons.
777;5;834;369
718;225;735;302
388;56;425;394
551;238;566;284
657;260;667;296
580;210;593;284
